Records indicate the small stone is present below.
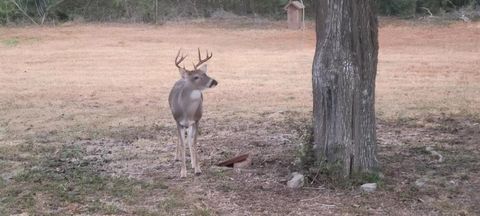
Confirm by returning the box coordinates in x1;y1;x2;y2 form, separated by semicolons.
378;172;385;179
426;146;444;163
287;172;304;189
360;183;377;192
415;178;428;187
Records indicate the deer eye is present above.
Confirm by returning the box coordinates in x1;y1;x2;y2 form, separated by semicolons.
194;76;200;80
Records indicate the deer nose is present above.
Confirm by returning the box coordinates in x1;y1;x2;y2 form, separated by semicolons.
210;79;218;88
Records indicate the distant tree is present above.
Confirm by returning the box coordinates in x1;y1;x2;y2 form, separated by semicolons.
8;0;65;24
311;0;379;176
1;0;478;24
0;0;15;24
377;0;479;16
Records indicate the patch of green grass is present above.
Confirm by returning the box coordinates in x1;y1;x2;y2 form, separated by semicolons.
291;120;315;170
302;159;351;188
398;185;420;201
105;123;170;143
349;172;384;188
410;146;431;155
1;37;41;47
216;182;234;193
0;144;168;215
0;159;8;171
60;122;171;144
133;208;160;216
86;200;123;214
2;38;19;47
0;176;5;188
193;206;212;216
159;197;186;213
158;188;189;214
210;168;230;180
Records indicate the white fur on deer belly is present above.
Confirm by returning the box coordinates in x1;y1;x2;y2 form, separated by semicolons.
190;90;202;100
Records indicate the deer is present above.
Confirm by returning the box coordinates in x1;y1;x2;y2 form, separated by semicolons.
168;48;218;178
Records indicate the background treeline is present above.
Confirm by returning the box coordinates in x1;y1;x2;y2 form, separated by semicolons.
378;0;479;16
1;0;479;25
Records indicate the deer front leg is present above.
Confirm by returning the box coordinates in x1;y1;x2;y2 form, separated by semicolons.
187;124;201;175
177;125;187;178
193;122;201;174
187;125;195;169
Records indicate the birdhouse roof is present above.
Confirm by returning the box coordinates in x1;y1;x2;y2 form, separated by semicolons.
284;1;305;10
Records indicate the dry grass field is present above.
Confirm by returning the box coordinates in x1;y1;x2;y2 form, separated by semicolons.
0;20;479;215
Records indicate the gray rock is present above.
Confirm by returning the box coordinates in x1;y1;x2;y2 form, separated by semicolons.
415;178;428;187
360;183;377;192
287;172;304;189
426;146;444;163
378;172;385;179
448;180;457;186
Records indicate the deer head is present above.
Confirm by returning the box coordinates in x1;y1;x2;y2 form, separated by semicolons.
175;48;218;90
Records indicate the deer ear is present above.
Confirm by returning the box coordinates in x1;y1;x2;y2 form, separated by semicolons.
198;64;208;73
178;68;188;78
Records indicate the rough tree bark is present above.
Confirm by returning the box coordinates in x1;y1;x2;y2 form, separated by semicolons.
312;0;379;176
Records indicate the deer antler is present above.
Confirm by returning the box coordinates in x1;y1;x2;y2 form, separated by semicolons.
194;48;213;70
175;49;187;70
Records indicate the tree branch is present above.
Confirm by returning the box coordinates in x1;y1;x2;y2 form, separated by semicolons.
420;7;433;17
42;0;65;24
10;0;39;25
46;0;65;11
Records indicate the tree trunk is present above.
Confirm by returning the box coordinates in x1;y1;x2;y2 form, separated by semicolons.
312;0;378;177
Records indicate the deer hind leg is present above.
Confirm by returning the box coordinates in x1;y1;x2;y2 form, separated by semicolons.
177;124;187;178
193;122;201;174
187;125;195;169
187;123;201;175
174;125;183;161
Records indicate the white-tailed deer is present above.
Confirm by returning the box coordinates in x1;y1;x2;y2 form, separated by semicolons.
169;48;218;178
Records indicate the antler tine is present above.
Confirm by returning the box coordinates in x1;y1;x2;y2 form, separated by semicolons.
194;48;213;70
198;48;202;63
175;49;187;69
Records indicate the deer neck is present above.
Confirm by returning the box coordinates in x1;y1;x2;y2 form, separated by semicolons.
181;80;203;101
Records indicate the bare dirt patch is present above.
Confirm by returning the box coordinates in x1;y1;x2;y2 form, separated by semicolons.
1;20;479;215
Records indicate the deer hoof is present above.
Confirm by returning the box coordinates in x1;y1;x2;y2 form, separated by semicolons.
180;170;187;178
174;154;181;162
194;168;202;176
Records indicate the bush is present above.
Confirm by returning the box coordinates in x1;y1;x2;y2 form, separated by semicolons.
1;0;479;25
377;0;417;17
377;0;479;17
0;1;16;24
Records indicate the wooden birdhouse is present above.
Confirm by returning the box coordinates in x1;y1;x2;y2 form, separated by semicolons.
284;0;305;30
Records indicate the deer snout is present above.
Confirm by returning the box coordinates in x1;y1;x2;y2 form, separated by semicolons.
209;79;218;88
